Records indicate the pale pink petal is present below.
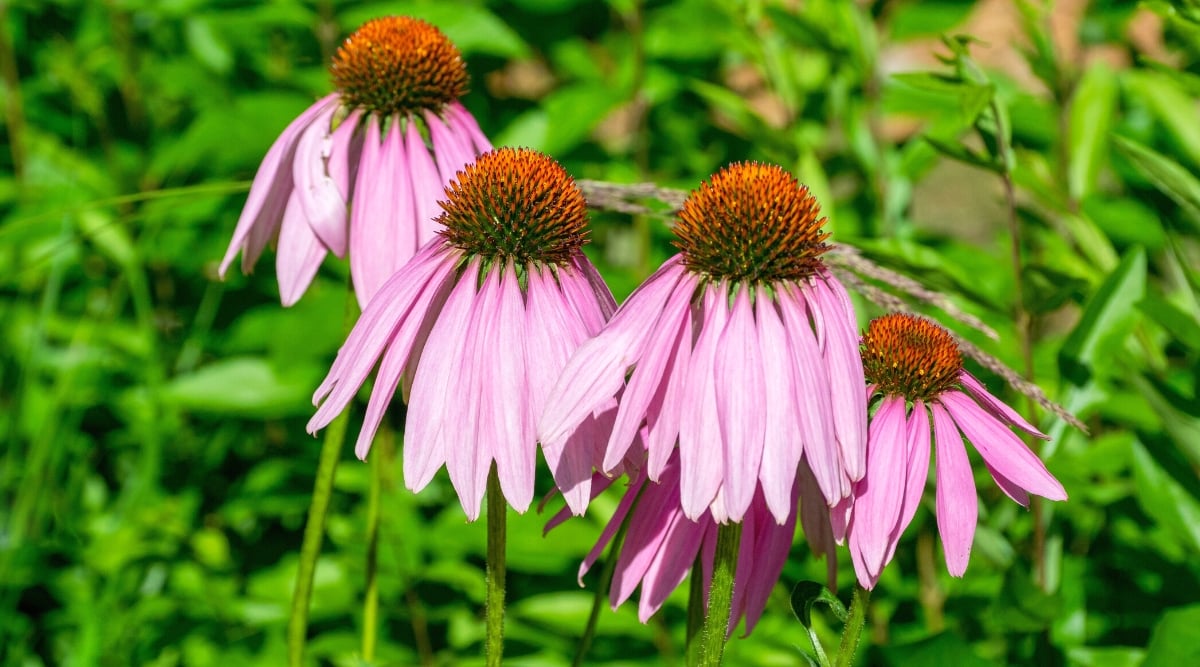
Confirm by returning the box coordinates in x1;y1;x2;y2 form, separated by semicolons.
713;285;766;521
829;492;852;544
603;279;693;471
848;396;907;577
940;391;1067;501
645;310;692;481
425;109;474;186
755;289;802;523
447;101;494;153
544;472;620;536
637;509;707;622
572;252;618;321
741;492;796;635
778;289;842;504
884;402;932;565
275;193;328;307
610;465;686;608
960;371;1048;440
487;264;534;512
221;94;337;276
575;474;642;584
538;260;687;447
308;243;454;431
798;459;838;590
404;118;444;242
808;272;868;481
931;402;978;577
443;264;495;520
850;532;878;590
404;261;479;497
327;109;363;203
350;119;416;307
293;102;347;256
679;286;727;519
986;463;1031;507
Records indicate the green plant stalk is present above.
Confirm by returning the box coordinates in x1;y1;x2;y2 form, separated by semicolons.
833;586;871;667
573;486;641;667
362;424;390;661
697;522;742;667
485;466;507;667
288;406;350;667
685;552;705;651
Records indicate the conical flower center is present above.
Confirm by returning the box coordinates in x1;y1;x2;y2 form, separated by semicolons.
673;162;830;287
861;314;963;402
330;16;468;117
437;148;589;268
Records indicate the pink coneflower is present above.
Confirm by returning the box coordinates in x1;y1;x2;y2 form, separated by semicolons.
538;162;867;525
847;313;1068;588
306;148;615;519
220;16;491;306
550;450;815;635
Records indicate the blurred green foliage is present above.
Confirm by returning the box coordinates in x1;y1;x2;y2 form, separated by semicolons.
2;0;1199;665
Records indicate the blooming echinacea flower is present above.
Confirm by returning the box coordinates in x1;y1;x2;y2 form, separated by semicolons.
220;16;492;306
307;148;615;520
539;162;867;525
847;313;1068;588
551;450;804;635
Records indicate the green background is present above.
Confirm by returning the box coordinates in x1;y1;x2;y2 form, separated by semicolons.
2;0;1199;665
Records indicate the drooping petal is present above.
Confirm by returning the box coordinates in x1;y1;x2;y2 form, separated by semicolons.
538;259;687;447
603;278;693;471
985;463;1031;507
447;101;494;153
636;508;707;622
848;396;908;578
714;285;766;521
426;109;474;187
399;119;443;245
645;309;692;481
574;473;642;584
293;102;348;256
893;402;932;546
808;272;868;481
678;286;727;519
610;464;687;608
741;491;797;635
755;289;802;523
350;117;417;307
940;391;1067;501
798;458;838;590
308;243;454;432
960;371;1048;440
930;402;978;577
487;264;534;512
275;193;328;307
403;261;479;496
778;289;842;504
327;109;363;205
571;252;618;322
221;94;338;276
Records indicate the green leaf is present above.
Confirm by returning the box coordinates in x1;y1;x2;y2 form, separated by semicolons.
1144;604;1200;666
790;581;847;627
1058;247;1146;384
1138;295;1200;352
160;357;320;417
1125;71;1200;169
1114;136;1200;231
1130;440;1200;553
1068;64;1117;201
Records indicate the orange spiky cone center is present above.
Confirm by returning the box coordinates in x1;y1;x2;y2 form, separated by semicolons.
861;313;963;402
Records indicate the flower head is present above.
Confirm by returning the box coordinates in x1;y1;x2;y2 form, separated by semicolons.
548;451;821;636
847;313;1067;589
220;16;492;307
307;148;615;520
538;162;867;525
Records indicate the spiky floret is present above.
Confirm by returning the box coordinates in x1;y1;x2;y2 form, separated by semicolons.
861;313;963;403
673;162;831;286
437;148;590;267
330;16;468;117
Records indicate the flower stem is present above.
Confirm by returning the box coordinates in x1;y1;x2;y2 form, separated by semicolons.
362;424;392;661
697;522;742;667
485;466;507;666
833;586;871;667
574;488;640;667
288;404;349;667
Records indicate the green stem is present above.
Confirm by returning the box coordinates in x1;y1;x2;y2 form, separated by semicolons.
573;497;636;667
485;466;507;666
362;425;391;661
697;522;742;667
288;404;350;667
685;552;705;650
833;586;871;667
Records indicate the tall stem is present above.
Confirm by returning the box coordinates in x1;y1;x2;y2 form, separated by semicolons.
697;522;742;667
485;466;507;666
287;287;358;667
573;513;632;667
833;586;871;667
362;424;392;660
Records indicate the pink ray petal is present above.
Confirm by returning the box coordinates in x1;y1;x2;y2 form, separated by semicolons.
425;109;474;187
679;286;727;519
488;264;535;512
447;101;494;153
713;286;766;521
350;118;416;307
755;289;802;523
940;391;1067;501
848;396;907;576
885;402;932;565
808;273;867;481
575;474;643;584
404;118;444;243
610;465;686;608
960;371;1048;439
645;308;692;481
931;402;978;577
637;509;707;622
293;102;348;256
275;192;328;307
327;109;363;204
443;265;495;520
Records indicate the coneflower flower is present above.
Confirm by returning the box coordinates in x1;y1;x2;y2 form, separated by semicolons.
847;313;1068;588
551;451;820;635
220;16;492;306
538;162;867;524
306;148;614;519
